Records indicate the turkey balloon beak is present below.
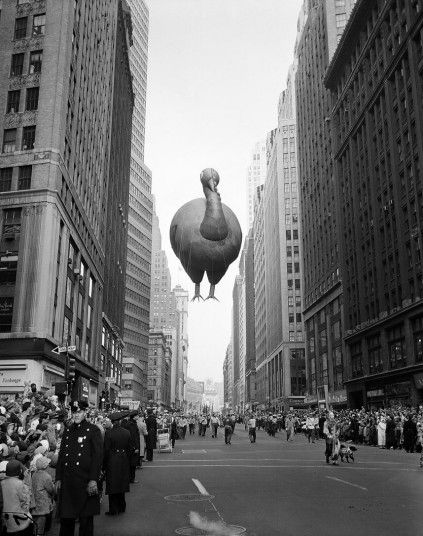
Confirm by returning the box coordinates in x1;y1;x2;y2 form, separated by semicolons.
208;179;216;192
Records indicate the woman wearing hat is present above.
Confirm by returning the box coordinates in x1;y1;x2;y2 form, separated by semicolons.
1;459;33;535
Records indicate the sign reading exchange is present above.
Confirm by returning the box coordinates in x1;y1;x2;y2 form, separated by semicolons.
0;369;27;387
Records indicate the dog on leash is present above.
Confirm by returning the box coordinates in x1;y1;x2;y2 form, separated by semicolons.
339;444;357;463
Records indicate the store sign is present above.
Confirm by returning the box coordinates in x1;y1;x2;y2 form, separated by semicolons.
414;373;423;389
385;381;410;396
367;389;384;398
0;368;27;387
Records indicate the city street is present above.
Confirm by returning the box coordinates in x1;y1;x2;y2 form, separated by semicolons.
55;428;423;536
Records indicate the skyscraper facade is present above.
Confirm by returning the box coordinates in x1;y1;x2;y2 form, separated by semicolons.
122;0;153;405
253;184;267;401
325;0;423;408
0;0;130;403
296;0;356;407
244;229;256;406
246;140;267;229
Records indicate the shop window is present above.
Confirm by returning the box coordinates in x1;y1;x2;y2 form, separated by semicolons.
412;316;423;363
351;341;363;378
388;324;406;368
2;208;21;239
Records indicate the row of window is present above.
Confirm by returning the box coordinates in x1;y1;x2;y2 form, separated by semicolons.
0;166;32;192
10;50;42;76
2;126;36;153
14;14;45;40
6;87;39;114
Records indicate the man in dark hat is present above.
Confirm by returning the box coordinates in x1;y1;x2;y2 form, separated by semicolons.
122;411;140;483
145;408;157;462
56;400;103;536
103;411;133;515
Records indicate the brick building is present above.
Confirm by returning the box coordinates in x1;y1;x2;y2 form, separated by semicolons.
325;0;423;407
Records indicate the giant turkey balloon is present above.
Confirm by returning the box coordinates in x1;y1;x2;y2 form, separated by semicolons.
170;168;242;300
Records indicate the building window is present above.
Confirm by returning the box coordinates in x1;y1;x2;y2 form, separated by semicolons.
6;90;20;114
32;14;46;36
0;168;13;192
63;315;72;344
65;276;73;308
29;50;42;74
293;229;298;240
0;297;14;332
10;54;24;77
295;279;301;290
351;342;363;378
22;125;36;150
14;17;28;39
388;325;406;369
412;316;423;363
287;263;293;274
2;129;17;153
368;334;383;373
25;87;39;111
18;165;31;190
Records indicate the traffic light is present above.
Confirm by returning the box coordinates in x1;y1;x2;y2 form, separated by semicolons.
68;356;76;382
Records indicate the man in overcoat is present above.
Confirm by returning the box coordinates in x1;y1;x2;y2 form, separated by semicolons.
123;411;140;483
103;412;133;515
145;409;157;461
56;400;103;536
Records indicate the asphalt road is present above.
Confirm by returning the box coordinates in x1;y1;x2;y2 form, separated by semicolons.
53;426;423;535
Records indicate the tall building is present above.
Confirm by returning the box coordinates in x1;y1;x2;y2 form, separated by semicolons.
185;377;204;413
296;0;356;408
325;0;423;408
101;0;134;407
246;140;267;229
147;329;171;408
174;285;189;407
0;0;131;403
253;184;267;402
244;229;256;406
122;0;153;405
231;276;241;409
257;64;306;411
148;203;180;406
223;343;234;409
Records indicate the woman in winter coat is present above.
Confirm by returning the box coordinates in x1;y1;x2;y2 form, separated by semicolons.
31;456;54;535
377;416;386;448
1;460;33;535
135;416;147;467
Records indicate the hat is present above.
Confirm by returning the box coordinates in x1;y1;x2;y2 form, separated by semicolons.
5;459;23;477
110;411;130;422
35;456;51;470
71;400;89;413
45;451;58;467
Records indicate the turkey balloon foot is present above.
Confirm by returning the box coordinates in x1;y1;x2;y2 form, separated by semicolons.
206;285;219;301
191;284;204;302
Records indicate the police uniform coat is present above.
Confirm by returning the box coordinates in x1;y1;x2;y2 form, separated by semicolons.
123;418;140;467
103;424;133;495
146;414;157;450
56;419;103;519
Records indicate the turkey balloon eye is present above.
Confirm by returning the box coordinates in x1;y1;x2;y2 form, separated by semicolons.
169;168;242;301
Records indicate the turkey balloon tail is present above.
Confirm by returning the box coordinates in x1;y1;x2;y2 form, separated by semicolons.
189;511;235;535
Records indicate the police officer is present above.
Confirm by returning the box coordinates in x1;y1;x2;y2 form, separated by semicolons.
122;410;140;484
103;411;133;515
56;400;103;536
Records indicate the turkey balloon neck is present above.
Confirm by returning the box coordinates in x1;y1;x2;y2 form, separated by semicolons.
200;188;229;241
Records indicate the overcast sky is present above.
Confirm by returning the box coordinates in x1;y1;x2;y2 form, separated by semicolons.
144;0;303;383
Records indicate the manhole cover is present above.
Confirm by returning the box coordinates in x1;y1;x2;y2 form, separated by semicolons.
175;525;246;535
165;494;214;502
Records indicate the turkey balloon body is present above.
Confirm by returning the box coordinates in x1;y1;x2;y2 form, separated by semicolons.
169;168;242;300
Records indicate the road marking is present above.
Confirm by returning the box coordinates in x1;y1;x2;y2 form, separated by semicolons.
182;450;207;454
192;478;210;496
326;476;368;491
153;457;407;465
